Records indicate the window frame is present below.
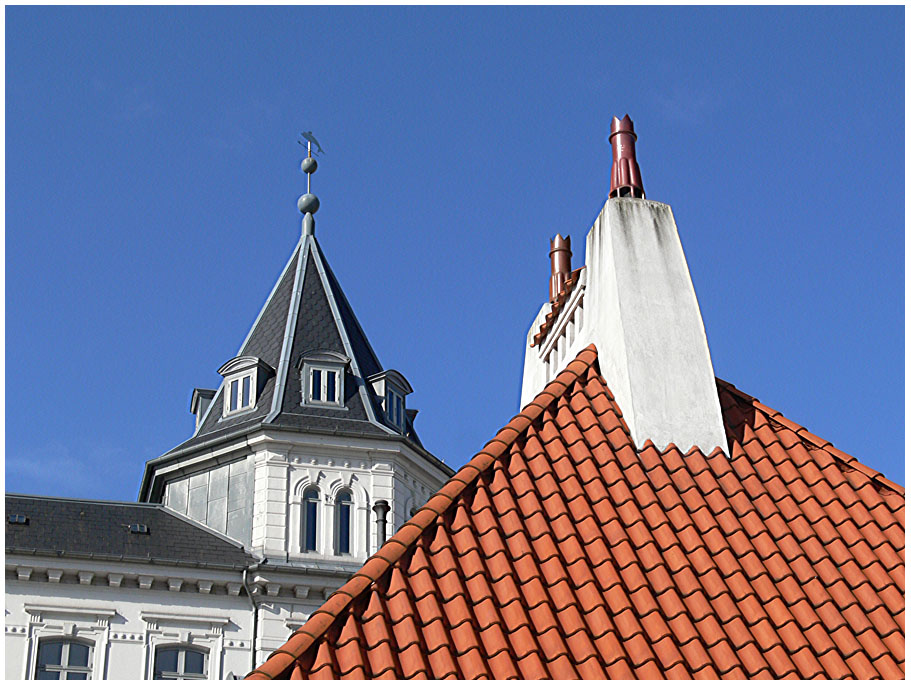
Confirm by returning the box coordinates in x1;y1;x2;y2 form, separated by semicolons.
34;638;94;680
223;371;256;416
385;389;405;430
153;645;209;680
301;487;320;553
217;356;274;420
307;365;342;406
335;490;353;555
297;351;349;409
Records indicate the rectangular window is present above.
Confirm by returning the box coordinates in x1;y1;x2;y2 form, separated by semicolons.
242;376;251;408
326;370;336;403
338;505;350;554
229;380;239;411
312;370;322;401
304;499;317;551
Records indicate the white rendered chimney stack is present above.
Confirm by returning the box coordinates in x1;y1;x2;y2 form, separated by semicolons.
520;116;728;456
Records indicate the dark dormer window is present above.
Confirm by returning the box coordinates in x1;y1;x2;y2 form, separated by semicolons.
217;356;274;418
386;390;404;430
297;351;349;408
368;370;413;434
8;514;28;525
310;368;339;404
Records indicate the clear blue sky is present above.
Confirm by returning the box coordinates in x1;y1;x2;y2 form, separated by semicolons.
6;6;904;501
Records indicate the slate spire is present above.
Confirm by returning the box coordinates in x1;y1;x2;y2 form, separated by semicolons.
153;152;424;464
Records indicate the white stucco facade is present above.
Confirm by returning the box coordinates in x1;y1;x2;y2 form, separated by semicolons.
5;556;254;680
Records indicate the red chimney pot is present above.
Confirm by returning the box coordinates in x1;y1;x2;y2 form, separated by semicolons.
549;235;572;303
609;114;645;199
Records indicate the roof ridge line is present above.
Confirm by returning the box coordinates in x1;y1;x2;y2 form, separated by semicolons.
245;344;599;680
720;380;905;498
6;493;165;508
158;504;251;552
265;238;310;423
314;240;385;381
192;238;304;439
307;236;392;433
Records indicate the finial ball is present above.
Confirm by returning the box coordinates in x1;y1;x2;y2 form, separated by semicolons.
301;157;318;175
298;193;320;215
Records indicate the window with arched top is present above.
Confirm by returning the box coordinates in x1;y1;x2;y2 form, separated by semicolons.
302;487;320;552
35;638;93;679
154;645;208;679
336;491;353;555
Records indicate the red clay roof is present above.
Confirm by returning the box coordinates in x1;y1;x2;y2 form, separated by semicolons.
247;345;905;680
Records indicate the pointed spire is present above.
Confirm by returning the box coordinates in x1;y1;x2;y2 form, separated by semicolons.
298;137;320;236
608;114;645;199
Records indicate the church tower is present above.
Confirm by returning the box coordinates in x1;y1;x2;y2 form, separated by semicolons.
137;144;452;663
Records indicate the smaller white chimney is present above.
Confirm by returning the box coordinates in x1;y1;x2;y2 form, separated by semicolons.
520;116;727;456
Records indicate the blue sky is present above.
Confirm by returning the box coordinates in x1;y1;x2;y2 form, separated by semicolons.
6;6;904;500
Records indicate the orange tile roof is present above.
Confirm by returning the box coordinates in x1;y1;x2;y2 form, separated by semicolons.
247;345;904;680
532;267;584;348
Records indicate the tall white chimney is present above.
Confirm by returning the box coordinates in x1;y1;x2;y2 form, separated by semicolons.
520;115;728;456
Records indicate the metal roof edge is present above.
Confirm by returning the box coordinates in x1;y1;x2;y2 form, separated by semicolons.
306;235;393;434
264;237;311;423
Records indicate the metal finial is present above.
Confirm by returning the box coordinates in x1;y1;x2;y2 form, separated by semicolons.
297;131;322;235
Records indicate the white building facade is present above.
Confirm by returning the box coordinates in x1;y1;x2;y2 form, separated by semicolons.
5;156;452;679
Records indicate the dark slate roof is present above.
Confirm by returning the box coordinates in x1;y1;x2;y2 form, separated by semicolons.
142;234;446;500
6;494;255;570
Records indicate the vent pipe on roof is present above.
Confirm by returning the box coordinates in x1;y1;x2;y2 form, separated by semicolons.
608;115;645;199
549;235;572;303
372;500;390;548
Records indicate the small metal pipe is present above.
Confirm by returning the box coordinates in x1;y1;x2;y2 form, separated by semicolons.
372;500;390;548
241;564;260;675
549;235;572;302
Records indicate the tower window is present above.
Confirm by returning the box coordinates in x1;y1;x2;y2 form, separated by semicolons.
336;491;352;555
224;372;255;415
297;351;348;409
309;367;341;405
302;487;319;552
386;390;404;430
217;356;274;420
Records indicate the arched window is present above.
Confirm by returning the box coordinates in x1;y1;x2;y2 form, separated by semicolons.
336;491;352;555
302;487;319;552
154;645;208;679
36;638;93;679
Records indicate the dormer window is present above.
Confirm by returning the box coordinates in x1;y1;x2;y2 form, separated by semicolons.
297;350;349;408
309;367;339;404
386;390;404;430
227;373;254;413
217;356;274;418
367;369;413;434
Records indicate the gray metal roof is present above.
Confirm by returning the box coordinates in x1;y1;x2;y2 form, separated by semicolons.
6;494;255;570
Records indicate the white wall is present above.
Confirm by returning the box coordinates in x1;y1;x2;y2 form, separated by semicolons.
521;197;728;456
5;557;253;680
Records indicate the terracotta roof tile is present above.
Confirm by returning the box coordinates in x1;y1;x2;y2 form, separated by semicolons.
247;346;904;680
